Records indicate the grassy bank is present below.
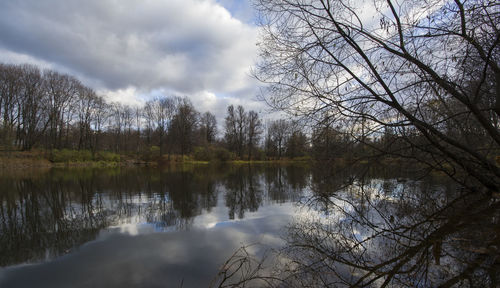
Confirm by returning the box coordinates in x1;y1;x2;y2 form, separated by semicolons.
0;150;130;169
0;150;52;168
0;150;315;169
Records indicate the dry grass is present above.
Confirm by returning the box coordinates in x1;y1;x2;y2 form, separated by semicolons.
0;150;52;169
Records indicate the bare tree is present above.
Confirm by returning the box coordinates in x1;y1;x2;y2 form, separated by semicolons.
44;71;79;149
143;100;155;148
169;97;199;156
286;130;308;158
17;64;48;150
311;123;350;161
135;106;142;154
215;1;500;287
224;105;248;158
144;96;177;156
91;96;108;153
122;105;134;152
0;64;22;147
110;102;125;152
246;110;263;160
199;111;217;144
267;119;290;160
76;85;98;150
254;0;499;194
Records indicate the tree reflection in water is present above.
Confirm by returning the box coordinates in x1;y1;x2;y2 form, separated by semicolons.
2;165;497;287
212;165;499;288
0;171;107;266
0;166;221;266
224;165;263;220
224;164;308;219
0;164;309;269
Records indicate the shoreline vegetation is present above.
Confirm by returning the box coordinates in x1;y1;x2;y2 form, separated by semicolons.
0;147;424;170
0;63;315;170
2;62;449;173
0;148;314;169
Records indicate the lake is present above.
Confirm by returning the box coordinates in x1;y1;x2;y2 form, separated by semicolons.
0;164;308;287
0;164;496;287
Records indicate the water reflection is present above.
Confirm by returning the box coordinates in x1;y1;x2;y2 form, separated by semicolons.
224;166;263;220
0;164;308;268
0;171;108;266
214;164;499;288
2;164;494;287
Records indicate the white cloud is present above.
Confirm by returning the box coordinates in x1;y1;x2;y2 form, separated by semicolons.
191;91;218;112
0;0;264;119
102;87;144;107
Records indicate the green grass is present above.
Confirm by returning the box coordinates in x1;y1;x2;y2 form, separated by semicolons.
50;149;121;163
1;148;314;169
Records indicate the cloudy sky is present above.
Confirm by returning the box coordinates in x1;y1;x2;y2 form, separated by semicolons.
0;0;268;123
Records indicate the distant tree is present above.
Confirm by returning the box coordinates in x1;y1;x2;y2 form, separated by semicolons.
144;96;177;155
199;111;217;144
246;110;262;160
286;130;308;158
18;64;47;150
224;105;237;153
91;96;108;152
0;64;22;147
267;119;290;160
134;106;142;153
224;105;247;158
110;103;124;152
143;100;155;148
76;85;98;150
169;97;199;156
44;71;79;149
122;105;134;152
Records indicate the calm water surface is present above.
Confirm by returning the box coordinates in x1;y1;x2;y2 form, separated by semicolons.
0;164;494;287
0;164;309;287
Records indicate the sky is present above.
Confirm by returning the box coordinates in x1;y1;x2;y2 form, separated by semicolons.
0;0;268;124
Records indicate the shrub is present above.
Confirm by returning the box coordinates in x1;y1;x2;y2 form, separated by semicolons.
215;147;235;161
150;146;160;156
253;149;267;161
95;151;120;162
193;146;211;161
51;149;93;162
140;145;160;162
193;145;235;162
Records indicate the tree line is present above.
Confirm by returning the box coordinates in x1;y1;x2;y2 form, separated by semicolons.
0;61;427;162
0;63;329;161
6;58;489;164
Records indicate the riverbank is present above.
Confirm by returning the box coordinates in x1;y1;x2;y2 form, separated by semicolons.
0;150;314;169
1;149;444;170
0;150;139;169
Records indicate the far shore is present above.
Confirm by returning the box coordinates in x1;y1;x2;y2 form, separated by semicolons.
0;150;315;170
